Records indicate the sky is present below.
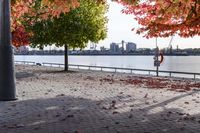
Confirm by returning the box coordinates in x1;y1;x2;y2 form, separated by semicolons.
93;0;200;50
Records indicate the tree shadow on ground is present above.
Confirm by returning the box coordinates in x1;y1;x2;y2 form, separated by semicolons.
16;72;35;79
44;70;79;74
25;67;78;74
0;91;200;133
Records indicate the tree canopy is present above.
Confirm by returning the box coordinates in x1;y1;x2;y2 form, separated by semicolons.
26;0;108;49
113;0;200;38
11;0;106;47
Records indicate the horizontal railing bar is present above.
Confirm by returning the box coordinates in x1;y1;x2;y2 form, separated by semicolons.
159;70;200;75
68;64;154;71
42;62;200;76
15;61;35;63
14;61;35;65
42;62;64;66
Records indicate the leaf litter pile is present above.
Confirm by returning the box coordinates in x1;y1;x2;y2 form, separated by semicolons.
93;75;200;92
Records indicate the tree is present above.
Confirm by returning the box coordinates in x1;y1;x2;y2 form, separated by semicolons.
11;0;106;47
25;0;108;71
113;0;200;38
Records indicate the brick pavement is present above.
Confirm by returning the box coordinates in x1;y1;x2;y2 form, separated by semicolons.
0;65;200;133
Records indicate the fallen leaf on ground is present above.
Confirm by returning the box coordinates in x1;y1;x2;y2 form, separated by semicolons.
113;111;119;114
56;94;65;97
144;93;148;98
67;115;74;118
128;114;133;118
184;102;189;104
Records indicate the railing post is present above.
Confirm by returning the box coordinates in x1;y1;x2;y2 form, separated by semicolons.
101;67;102;71
149;71;150;75
194;74;196;80
131;69;132;74
169;72;171;77
115;68;117;73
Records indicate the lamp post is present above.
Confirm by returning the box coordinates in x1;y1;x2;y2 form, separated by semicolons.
0;0;16;101
154;37;159;77
156;38;159;76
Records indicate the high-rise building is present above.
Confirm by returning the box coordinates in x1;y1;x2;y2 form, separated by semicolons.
121;40;125;52
126;42;137;52
110;43;119;53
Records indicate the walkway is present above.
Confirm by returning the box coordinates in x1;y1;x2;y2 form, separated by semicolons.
1;65;200;133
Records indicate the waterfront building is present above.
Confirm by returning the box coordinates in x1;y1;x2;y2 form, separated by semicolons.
110;43;119;53
126;42;137;52
121;40;125;52
14;46;29;54
100;46;107;52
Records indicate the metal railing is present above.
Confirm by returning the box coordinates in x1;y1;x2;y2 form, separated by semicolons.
15;61;35;65
41;62;200;80
14;61;200;80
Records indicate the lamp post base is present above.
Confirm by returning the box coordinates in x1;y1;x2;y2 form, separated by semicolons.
0;45;16;101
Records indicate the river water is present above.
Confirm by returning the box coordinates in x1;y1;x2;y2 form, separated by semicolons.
15;55;200;74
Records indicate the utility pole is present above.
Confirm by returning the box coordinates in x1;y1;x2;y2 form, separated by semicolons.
154;38;159;77
0;0;16;100
156;38;159;76
155;47;159;77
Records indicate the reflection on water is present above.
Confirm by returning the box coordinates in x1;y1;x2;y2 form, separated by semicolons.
15;55;200;73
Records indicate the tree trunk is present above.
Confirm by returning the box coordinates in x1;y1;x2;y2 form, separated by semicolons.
64;44;69;71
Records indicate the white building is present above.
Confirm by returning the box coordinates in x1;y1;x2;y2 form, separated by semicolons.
14;46;29;54
18;46;29;52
